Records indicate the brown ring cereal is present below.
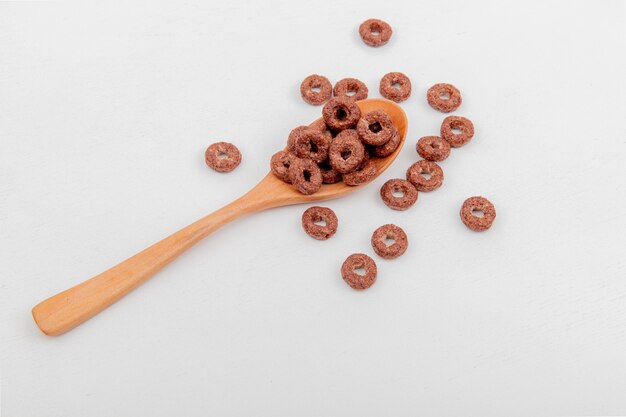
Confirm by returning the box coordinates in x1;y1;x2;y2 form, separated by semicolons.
406;160;444;192
370;127;401;157
300;74;332;105
359;18;392;47
416;136;451;162
322;96;361;131
379;72;411;103
333;78;369;101
380;179;418;210
343;159;377;186
341;253;377;290
441;116;474;148
318;159;342;184
289;158;322;195
427;83;462;113
204;142;241;173
294;129;330;163
301;206;338;240
287;126;308;152
357;109;395;146
309;118;334;140
371;224;408;259
329;129;366;174
460;196;496;232
270;150;297;183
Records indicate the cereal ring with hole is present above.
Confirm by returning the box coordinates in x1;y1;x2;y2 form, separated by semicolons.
427;83;462;113
406;160;444;192
300;74;332;105
460;196;496;232
293;129;330;163
371;224;408;259
318;159;342;184
289;158;322;195
379;72;411;103
416;136;450;162
333;78;369;101
287;126;308;152
322;97;361;131
359;18;392;47
440;116;474;148
343;159;377;186
357;109;395;146
380;179;418;210
329;129;366;174
205;142;241;173
341;253;377;290
301;206;338;240
270;150;297;183
370;127;400;157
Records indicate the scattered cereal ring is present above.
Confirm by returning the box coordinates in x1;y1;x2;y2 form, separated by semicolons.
318;159;342;184
406;160;444;192
440;116;474;148
380;179;418;210
204;142;241;173
371;224;408;259
416;136;450;162
359;18;392;47
427;83;462;113
301;206;338;240
370;127;401;157
343;159;377;186
289;158;322;195
357;109;395;146
270;150;297;183
333;78;369;101
293;128;330;163
322;96;361;131
379;72;411;103
460;196;496;232
341;253;378;290
300;74;332;105
329;129;366;174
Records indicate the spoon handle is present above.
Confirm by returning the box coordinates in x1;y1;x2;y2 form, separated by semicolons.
32;190;263;336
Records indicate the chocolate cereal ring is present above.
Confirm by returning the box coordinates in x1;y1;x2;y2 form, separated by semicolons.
427;83;462;113
333;78;369;101
371;224;408;259
380;179;418;210
440;115;474;148
357;109;395;146
359;18;392;47
205;142;241;173
416;136;450;162
406;160;444;192
329;129;366;174
370;127;401;157
318;159;342;184
301;206;338;240
309;118;334;140
287;126;308;152
379;72;411;103
289;158;322;195
460;196;496;232
322;96;361;131
270;150;297;183
300;74;332;105
343;159;377;186
293;129;330;163
341;253;377;290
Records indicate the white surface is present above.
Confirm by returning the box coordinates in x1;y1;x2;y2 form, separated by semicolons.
1;1;626;415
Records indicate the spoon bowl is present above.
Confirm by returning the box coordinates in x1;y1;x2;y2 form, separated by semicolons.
32;98;408;336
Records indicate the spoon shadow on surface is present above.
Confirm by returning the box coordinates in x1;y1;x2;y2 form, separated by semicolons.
31;98;408;336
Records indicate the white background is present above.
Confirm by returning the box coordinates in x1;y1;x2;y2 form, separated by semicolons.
1;1;626;416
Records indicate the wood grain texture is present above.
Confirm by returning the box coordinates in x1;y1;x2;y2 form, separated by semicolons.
31;98;407;336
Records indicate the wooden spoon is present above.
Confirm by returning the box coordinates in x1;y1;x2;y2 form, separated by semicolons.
32;98;408;336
